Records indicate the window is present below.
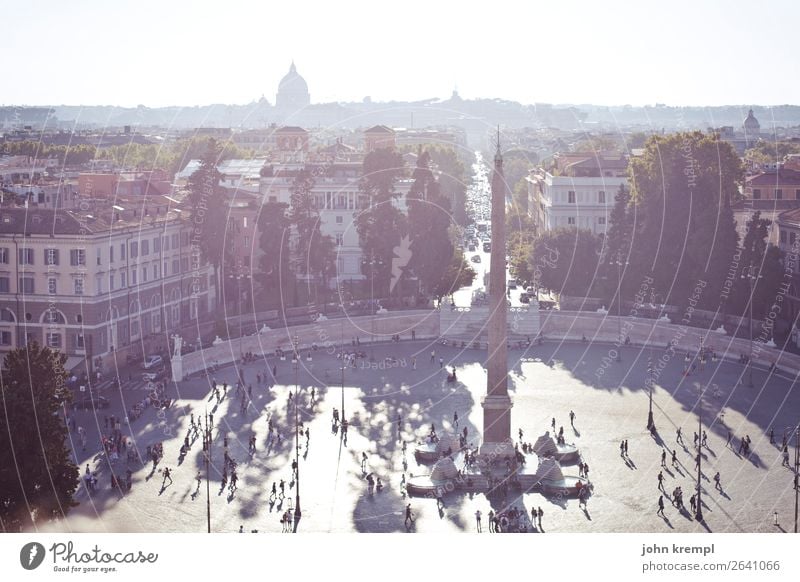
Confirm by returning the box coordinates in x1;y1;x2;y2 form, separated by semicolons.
568;191;576;204
181;232;189;247
70;249;86;266
163;262;168;276
120;243;126;260
243;217;248;228
0;331;11;346
48;278;57;294
776;189;783;200
0;277;9;293
335;233;343;246
153;237;160;253
172;259;180;274
171;233;179;249
131;269;138;285
110;245;114;263
120;271;127;288
96;249;102;265
73;279;84;295
567;217;576;225
142;240;150;256
598;191;606;203
791;233;797;246
46;333;62;349
19;248;34;265
45;248;60;265
598;217;606;225
244;236;249;245
181;257;189;272
110;274;115;291
19;277;34;293
162;236;169;251
95;275;103;294
753;189;761;200
336;215;343;224
142;267;148;283
796;189;800;200
154;263;160;279
75;334;85;349
130;241;138;258
151;312;161;333
0;309;13;322
0;248;8;264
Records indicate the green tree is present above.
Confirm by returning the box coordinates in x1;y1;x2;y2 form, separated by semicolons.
627;132;742;312
530;228;602;296
733;212;783;320
187;139;230;305
430;249;476;300
356;148;407;295
256;202;293;308
0;343;78;530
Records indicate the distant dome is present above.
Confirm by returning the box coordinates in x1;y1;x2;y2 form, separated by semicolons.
743;108;760;133
276;62;310;109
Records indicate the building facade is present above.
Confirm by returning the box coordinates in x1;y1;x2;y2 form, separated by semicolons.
527;153;628;236
0;197;216;369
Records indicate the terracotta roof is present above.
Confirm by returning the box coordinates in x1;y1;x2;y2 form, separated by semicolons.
276;126;307;133
364;125;394;134
746;169;800;186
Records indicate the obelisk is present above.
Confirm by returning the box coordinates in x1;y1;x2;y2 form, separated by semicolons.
480;130;514;459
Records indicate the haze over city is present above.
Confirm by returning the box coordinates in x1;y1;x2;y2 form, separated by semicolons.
3;0;799;107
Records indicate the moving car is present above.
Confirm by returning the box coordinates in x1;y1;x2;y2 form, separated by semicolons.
76;394;111;410
468;244;476;252
483;242;491;252
471;255;482;263
143;355;163;369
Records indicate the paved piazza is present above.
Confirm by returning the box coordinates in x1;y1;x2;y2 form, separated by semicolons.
59;338;798;533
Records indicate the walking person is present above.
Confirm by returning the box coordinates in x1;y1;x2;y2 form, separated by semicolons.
657;471;664;491
661;449;666;467
769;428;775;445
676;427;683;445
713;471;722;491
453;411;459;429
475;509;482;532
162;467;172;487
405;504;414;527
657;495;665;517
671;449;678;467
537;507;543;529
624;440;628;456
569;410;576;426
726;430;732;448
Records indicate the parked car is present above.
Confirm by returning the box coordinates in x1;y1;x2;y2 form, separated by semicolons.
468;244;476;252
471;255;482;263
483;242;491;252
520;293;531;304
143;355;163;369
508;279;518;289
76;394;111;410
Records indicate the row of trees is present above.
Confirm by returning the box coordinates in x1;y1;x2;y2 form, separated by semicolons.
514;132;784;322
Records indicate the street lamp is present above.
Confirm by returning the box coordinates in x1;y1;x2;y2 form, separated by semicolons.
202;410;212;533
793;423;799;533
292;335;302;521
610;252;628;362
695;413;703;521
228;267;251;359
741;263;761;388
362;255;384;361
646;355;655;432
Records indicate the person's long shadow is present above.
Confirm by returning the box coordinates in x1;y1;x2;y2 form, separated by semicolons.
663;467;674;478
582;507;591;521
624;457;637;470
660;513;674;529
718;488;731;500
572;427;581;438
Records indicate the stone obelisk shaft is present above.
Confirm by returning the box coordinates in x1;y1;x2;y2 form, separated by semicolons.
480;136;514;458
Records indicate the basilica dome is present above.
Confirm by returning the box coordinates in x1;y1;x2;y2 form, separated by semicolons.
276;62;310;109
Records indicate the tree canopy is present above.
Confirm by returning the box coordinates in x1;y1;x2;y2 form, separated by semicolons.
0;343;78;530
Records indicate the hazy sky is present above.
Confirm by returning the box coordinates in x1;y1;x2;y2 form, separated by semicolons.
3;0;797;107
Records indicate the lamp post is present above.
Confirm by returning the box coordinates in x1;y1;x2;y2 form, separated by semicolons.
228;267;250;359
695;413;703;521
610;252;628;362
646;355;655;431
362;255;383;361
292;335;302;521
794;423;799;533
202;410;211;533
741;263;761;388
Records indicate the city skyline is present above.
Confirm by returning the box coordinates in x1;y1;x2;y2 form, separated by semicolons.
2;0;799;108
